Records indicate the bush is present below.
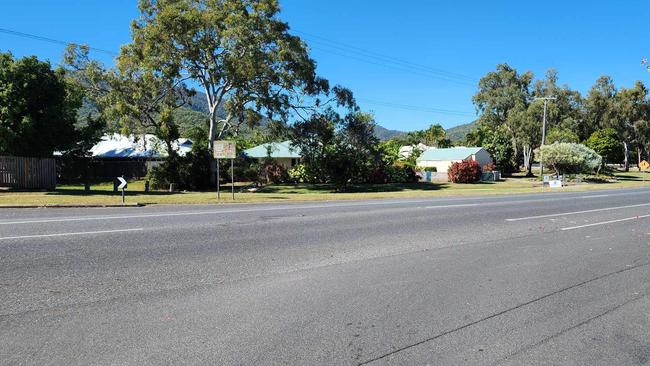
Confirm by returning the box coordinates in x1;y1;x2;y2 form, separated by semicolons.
385;162;418;183
288;164;310;183
537;143;602;176
263;161;288;184
448;160;482;183
148;147;211;191
422;166;437;172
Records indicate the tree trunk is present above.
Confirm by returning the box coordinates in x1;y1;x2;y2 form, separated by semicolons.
637;148;642;170
623;141;630;172
523;145;533;176
207;107;218;186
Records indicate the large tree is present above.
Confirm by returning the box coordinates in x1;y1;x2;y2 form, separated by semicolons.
611;81;648;170
0;53;83;157
128;0;347;185
473;64;534;172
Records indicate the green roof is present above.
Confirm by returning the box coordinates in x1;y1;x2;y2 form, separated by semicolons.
242;141;302;159
417;147;483;161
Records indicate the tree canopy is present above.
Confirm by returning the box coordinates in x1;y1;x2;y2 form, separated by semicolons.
0;52;84;157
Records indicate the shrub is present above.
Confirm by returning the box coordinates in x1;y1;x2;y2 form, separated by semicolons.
288;163;309;183
448;160;482;183
422;166;437;172
385;162;418;183
537;143;602;176
148;147;211;190
263;161;288;183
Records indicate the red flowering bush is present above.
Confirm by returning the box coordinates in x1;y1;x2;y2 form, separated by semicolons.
448;160;482;183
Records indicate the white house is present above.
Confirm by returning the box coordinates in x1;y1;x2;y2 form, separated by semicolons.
416;147;493;173
242;141;302;169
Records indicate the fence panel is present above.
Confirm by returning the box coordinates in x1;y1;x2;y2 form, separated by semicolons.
0;156;56;190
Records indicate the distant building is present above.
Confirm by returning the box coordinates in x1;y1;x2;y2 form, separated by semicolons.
242;141;302;169
416;147;493;173
90;133;193;158
399;143;430;159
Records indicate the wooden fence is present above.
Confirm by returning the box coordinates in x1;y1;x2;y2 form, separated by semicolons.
0;156;56;190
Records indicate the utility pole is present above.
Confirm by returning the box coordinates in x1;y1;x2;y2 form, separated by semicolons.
534;97;556;178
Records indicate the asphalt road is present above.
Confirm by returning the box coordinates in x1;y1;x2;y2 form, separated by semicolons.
2;187;650;365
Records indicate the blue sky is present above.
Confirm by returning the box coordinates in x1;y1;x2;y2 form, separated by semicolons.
1;1;649;131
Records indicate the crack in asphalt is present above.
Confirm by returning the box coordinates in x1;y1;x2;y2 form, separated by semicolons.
357;260;650;365
490;292;650;365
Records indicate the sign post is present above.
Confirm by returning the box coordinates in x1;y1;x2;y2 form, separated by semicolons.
117;176;127;203
213;140;237;201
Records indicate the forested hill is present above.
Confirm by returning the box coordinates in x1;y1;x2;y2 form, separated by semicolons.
445;121;477;142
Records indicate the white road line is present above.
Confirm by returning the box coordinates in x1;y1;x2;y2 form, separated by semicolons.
1;190;648;226
504;203;650;222
561;214;650;231
0;200;473;225
579;194;610;199
0;228;144;240
424;203;481;209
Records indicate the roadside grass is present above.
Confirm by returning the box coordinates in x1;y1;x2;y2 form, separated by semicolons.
1;170;649;206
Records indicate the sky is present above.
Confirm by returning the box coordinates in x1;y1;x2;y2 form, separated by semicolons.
1;0;650;132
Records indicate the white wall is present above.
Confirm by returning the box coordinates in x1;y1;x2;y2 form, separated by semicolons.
416;160;457;173
472;149;494;168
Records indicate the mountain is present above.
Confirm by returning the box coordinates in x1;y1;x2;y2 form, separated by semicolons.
445;120;477;142
374;125;405;140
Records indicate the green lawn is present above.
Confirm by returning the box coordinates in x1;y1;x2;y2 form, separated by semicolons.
1;171;649;206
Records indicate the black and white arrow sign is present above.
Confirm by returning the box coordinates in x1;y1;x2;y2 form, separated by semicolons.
117;177;127;190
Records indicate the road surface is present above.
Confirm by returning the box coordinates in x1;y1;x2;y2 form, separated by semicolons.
2;187;650;365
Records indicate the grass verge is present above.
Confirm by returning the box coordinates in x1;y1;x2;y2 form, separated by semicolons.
1;171;648;206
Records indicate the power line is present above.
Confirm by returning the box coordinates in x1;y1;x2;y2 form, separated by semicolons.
358;98;475;117
309;45;475;87
0;26;474;117
0;27;118;56
293;29;477;86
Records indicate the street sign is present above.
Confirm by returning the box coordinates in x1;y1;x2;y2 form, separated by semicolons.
117;177;127;190
213;140;236;159
640;160;649;170
117;176;127;204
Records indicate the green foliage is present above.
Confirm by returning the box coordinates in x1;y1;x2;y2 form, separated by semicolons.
448;161;482;183
0;52;84;157
585;128;622;164
377;139;402;165
291;111;379;190
288;164;311;183
545;127;579;144
537;143;602;176
148;145;211;190
465;124;516;173
403;124;451;147
369;162;418;184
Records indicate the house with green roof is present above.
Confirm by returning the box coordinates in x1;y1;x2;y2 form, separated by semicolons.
416;147;493;174
242;141;302;169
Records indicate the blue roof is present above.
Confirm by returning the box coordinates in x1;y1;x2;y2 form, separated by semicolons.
417;147;484;161
243;141;302;159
